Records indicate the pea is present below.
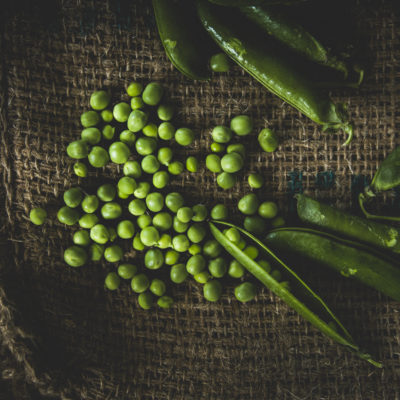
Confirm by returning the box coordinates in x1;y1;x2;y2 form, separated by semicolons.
118;190;130;200
144;248;164;270
138;292;154;309
157;295;174;309
105;272;121;290
29;207;47;225
228;260;245;278
132;234;145;251
237;238;247;250
131;273;150;293
187;223;207;243
271;216;285;228
157;103;174;121
188;243;202;255
157;233;172;249
90;90;110;110
238;193;259;215
137;214;152;229
67;140;89;159
118;177;137;195
211;125;232;143
142;82;164;106
117;220;135;239
194;271;211;284
165;250;180;265
123;161;142;179
158;122;175;140
146;192;164;212
165;192;184;213
203;240;222;258
97;184;116;202
153;212;173;231
126;82;143;97
210;142;225;153
170;263;188;284
79;213;99;229
234;282;256;303
176;207;193;223
243;216;266;235
88;146;109;168
243;245;259;260
203;280;222;302
143;123;158;138
127;110;148;132
120;130;136;146
73;162;88;177
225;227;240;244
141;155;160;174
258;128;278;152
217;172;236;189
210;204;228;220
153;171;169;189
134;182;151;199
172;234;190;252
192;204;208;222
258;201;278;219
210;53;230;72
175;127;195;146
248;173;264;189
208;257;228;278
104;245;123;263
118;263;137;279
57;206;80;226
135;137;157;156
173;216;188;233
258;259;271;273
130;96;145;110
140;226;160;247
81;110;100;128
81;127;101;145
101;109;113;122
102;124;115;140
230;115;253;136
109;142;131;164
63;187;83;208
112;102;130;123
221;152;243;173
150;279;166;296
168;161;184;175
64;245;87;267
128;199;146;216
108;227;117;242
89;243;104;261
227;143;245;158
81;195;99;213
205;154;222;173
101;202;122;220
72;230;90;247
186;254;206;275
186;156;199;172
90;224;110;244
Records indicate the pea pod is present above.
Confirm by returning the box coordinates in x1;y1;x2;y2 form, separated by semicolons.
209;221;382;367
265;227;400;303
197;0;353;144
153;0;216;80
296;194;400;253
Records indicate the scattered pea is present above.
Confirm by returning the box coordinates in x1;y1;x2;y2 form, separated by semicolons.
73;230;91;246
234;282;256;303
258;201;278;219
57;206;80;226
142;82;164;106
64;245;88;267
81;195;99;214
131;273;150;293
123;161;142;179
79;213;99;229
144;248;164;270
228;260;245;278
73;162;88;177
90;90;111;111
208;257;228;278
120;130;136;146
186;156;199;172
138;292;154;309
210;53;230;72
175;127;195;146
186;254;206;275
81;127;101;145
153;171;170;189
243;215;266;235
105;272;120;290
217;172;236;189
258;128;278;152
131;96;145;110
157;295;174;309
165;250;180;265
88;146;109;168
230;115;253;136
118;263;137;279
158;122;175;140
29;207;47;225
97;184;116;202
101;202;122;219
104;245;123;263
128;110;148;132
168;161;184;175
210;204;228;220
157;103;174;121
248;173;264;189
117;220;135;239
67;140;89;159
101;109;113;123
142;123;158;138
170;263;188;284
81;110;100;128
210;142;225;153
206;154;222;173
203;280;222;302
102;124;115;140
133;182;150;199
238;193;259;215
126;82;143;97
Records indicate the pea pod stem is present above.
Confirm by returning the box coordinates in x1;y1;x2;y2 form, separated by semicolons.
359;192;400;223
209;221;382;367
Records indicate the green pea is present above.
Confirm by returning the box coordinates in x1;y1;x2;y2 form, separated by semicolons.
141;155;160;174
88;146;109;168
79;213;99;229
158;122;175;140
67;140;89;159
186;254;206;275
211;125;232;143
138;292;154;309
203;240;222;258
135;137;157;156
101;109;113;123
90;90;111;110
118;190;129;200
176;207;193;223
117;220;135;239
112;102;130;123
170;263;188;284
248;173;264;189
73;162;88;177
89;243;104;261
101;202;122;219
131;273;150;293
120;130;136;146
118;263;137;279
142;82;163;106
157;295;174;309
29;207;47;225
140;226;160;247
118;176;137;195
146;192;164;212
108;227;117;242
157;103;174;121
243;245;259;260
187;223;207;243
81;195;99;214
258;259;271;273
63;187;83;208
81;127;101;145
203;280;222;302
243;216;266;235
258;128;278;152
173;216;188;233
128;199;146;216
270;216;285;228
188;243;202;255
175;127;195;146
73;230;91;246
225;227;241;244
238;193;259;215
97;184;116;202
137;214;152;229
230;115;253;136
221;152;243;173
235;282;256;303
192;204;208;222
227;143;245;159
102;124;115;140
155;149;172;168
90;224;110;244
123;161;142;179
165;192;184;213
105;272;120;290
104;245;123;263
217;172;236;189
108;142;131;164
258;201;278;219
150;279;166;297
153;171;169;189
153;212;173;231
210;204;228;220
81;110;100;128
172;234;190;252
228;260;245;278
132;234;145;251
126;82;143;97
134;182;150;199
186;156;199;173
168;161;184;175
237;238;247;250
141;123;157;138
210;142;225;153
205;154;222;173
144;248;164;270
210;53;230;72
157;233;172;249
208;257;228;278
194;271;212;284
57;206;80;225
128;110;149;132
64;245;87;267
130;96;145;110
165;250;180;265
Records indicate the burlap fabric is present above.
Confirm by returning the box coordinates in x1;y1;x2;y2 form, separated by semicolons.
1;0;399;398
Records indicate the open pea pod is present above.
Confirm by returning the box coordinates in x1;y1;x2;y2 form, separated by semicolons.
209;221;382;367
359;146;400;222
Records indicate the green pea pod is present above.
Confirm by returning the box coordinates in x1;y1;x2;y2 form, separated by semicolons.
359;146;400;222
153;0;216;80
265;227;400;303
209;221;382;367
296;194;400;253
197;0;353;144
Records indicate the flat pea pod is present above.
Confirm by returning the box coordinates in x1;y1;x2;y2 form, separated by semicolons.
153;0;217;80
296;194;400;254
209;220;382;367
197;1;353;144
265;227;400;303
